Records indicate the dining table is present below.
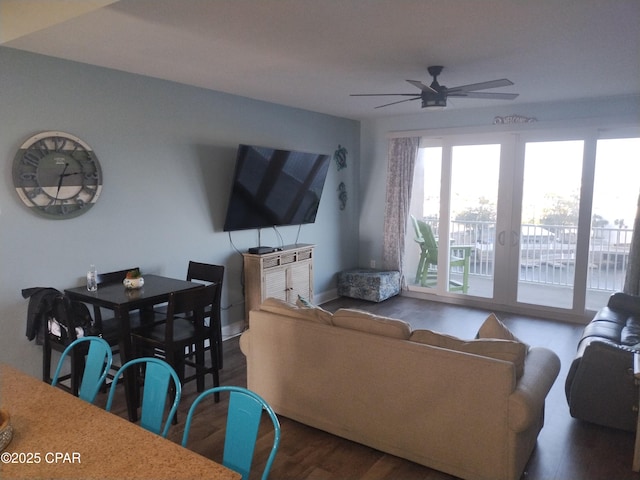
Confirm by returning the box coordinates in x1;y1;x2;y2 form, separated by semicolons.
0;363;240;479
64;274;203;422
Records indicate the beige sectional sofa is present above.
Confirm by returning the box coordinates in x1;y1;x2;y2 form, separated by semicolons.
239;298;560;480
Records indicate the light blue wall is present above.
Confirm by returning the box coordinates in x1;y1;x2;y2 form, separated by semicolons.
3;45;638;377
358;95;640;269
0;47;360;375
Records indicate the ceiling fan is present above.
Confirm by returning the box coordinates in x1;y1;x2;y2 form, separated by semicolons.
351;66;519;109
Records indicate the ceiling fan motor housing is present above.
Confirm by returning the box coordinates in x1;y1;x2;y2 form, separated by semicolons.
422;66;447;107
421;91;447;108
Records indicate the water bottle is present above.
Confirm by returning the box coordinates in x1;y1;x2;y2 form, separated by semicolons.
87;264;98;292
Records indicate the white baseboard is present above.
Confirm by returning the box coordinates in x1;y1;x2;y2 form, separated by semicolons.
222;321;245;340
314;288;338;305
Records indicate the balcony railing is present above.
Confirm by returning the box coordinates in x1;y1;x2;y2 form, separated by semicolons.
424;220;632;291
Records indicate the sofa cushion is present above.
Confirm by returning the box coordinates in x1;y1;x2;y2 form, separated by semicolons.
411;329;527;379
332;308;411;339
621;317;640;345
260;297;333;325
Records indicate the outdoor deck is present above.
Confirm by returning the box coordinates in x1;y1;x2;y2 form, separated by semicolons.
408;274;614;312
407;221;631;312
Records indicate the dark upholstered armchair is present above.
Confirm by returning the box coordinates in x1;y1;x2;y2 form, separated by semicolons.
565;292;640;431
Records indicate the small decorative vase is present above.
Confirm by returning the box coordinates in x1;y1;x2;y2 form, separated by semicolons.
123;277;144;289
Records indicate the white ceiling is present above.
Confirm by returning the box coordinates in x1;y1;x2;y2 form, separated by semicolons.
2;0;639;120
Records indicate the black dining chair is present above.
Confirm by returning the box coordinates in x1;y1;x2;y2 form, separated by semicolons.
130;284;220;398
92;267;141;339
155;261;225;369
186;261;225;369
89;268;147;387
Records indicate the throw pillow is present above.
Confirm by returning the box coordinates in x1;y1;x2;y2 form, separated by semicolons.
295;295;335;325
477;313;526;345
332;308;411;339
260;297;333;325
296;295;315;308
410;329;527;379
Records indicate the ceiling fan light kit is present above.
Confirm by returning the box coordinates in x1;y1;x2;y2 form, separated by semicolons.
422;93;447;109
351;65;519;110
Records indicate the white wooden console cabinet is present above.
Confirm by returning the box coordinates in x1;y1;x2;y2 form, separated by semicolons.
243;244;315;318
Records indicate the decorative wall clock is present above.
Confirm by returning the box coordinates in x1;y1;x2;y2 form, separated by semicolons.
12;131;103;219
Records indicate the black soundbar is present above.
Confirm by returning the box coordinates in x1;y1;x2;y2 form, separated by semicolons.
248;246;279;254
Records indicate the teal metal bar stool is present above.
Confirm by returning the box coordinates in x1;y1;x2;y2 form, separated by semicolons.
106;357;181;438
182;386;281;480
51;336;113;404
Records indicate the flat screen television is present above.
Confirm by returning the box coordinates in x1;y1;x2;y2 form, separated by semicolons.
223;144;330;232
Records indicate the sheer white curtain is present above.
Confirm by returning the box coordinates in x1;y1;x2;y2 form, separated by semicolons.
382;137;421;288
623;192;640;296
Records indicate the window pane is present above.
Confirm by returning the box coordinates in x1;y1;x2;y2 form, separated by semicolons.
518;140;584;308
407;147;442;288
450;144;500;297
586;138;640;310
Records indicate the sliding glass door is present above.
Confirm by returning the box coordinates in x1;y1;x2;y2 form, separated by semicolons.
516;140;584;309
407;136;506;300
586;137;640;310
407;128;639;319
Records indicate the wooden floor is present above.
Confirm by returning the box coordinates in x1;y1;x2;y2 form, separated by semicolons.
101;295;640;480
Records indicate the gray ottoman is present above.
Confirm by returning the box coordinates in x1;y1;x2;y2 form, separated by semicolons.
337;269;400;302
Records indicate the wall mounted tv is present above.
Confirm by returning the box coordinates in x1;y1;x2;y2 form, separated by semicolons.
223;144;330;232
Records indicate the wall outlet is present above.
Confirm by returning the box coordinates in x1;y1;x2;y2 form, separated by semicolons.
370;259;376;268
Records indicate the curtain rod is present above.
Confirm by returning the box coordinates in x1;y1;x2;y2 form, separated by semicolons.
386;114;640;139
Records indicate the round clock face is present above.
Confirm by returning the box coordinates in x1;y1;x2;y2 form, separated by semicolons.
12;131;103;219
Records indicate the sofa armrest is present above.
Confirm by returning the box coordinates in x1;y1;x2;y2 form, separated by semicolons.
565;339;637;431
239;329;250;355
508;347;561;432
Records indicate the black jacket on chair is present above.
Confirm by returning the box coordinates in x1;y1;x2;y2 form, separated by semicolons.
22;287;62;345
23;287;96;345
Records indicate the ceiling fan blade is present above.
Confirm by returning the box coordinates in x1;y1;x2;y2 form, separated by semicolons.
350;93;421;97
446;78;514;93
375;97;422;109
448;91;519;100
406;80;437;93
